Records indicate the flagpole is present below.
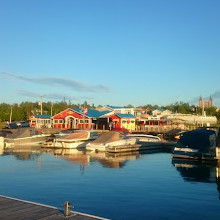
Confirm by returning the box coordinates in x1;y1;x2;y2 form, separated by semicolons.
40;96;43;115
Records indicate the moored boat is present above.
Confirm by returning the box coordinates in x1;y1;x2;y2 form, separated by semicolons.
127;133;161;142
51;130;99;149
3;127;51;147
86;131;138;152
172;129;217;161
54;129;76;138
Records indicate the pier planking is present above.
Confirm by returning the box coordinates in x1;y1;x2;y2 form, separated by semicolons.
0;195;110;220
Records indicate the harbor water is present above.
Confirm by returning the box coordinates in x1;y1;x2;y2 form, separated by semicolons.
0;146;220;220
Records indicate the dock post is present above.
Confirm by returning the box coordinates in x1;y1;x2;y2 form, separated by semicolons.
64;201;71;217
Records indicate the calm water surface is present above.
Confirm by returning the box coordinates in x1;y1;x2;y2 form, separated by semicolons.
0;146;220;220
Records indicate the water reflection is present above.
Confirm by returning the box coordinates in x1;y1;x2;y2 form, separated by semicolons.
2;145;42;160
44;148;90;169
172;158;220;197
1;144;167;170
88;151;140;168
0;145;4;155
43;147;141;169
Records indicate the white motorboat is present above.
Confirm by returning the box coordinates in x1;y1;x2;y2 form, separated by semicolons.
54;129;76;138
52;130;99;149
86;131;138;152
3;128;51;147
127;134;161;142
126;133;164;149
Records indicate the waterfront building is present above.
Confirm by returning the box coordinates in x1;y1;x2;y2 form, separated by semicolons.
29;114;52;129
97;105;139;117
167;113;217;125
52;108;109;130
98;112;136;131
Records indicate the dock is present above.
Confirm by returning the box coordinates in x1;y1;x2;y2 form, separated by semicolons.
0;195;110;220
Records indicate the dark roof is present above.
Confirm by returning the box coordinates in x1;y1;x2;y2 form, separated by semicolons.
34;114;51;118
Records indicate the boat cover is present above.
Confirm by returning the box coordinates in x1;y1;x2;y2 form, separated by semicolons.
58;131;89;141
4;128;42;139
92;131;124;144
176;129;216;151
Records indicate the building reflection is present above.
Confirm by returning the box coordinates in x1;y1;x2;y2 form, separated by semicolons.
172;158;220;197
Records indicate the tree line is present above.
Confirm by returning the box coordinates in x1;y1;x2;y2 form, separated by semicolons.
0;101;94;122
0;101;220;122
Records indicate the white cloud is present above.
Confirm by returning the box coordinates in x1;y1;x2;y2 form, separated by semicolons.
0;71;111;93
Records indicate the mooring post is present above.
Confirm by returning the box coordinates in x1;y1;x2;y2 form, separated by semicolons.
64;201;71;217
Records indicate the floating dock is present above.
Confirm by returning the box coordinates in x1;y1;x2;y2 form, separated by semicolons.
0;195;110;220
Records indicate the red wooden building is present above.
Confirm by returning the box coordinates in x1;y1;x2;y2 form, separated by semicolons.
52;108;109;130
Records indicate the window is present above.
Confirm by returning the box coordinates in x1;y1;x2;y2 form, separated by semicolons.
122;120;126;124
80;119;89;123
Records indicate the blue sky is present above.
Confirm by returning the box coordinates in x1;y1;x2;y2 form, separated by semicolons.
0;0;220;107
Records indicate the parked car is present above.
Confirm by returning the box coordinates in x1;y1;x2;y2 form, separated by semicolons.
19;121;30;127
15;121;29;127
5;123;18;129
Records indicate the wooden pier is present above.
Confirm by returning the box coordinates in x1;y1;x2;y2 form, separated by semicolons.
0;195;110;220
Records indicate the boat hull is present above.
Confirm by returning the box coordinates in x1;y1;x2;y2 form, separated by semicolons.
52;140;91;149
4;135;50;147
172;147;216;161
86;138;137;152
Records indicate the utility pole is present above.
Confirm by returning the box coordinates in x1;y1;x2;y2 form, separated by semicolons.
40;95;46;115
9;107;12;123
51;103;53;116
40;96;43;115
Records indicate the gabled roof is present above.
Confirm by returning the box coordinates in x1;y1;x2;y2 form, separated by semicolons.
72;108;110;118
33;114;51;118
116;113;136;119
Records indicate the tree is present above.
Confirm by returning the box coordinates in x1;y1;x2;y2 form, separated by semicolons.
125;104;134;108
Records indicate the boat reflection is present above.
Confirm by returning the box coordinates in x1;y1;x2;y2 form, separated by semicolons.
87;151;140;168
50;148;90;168
2;145;42;160
172;158;220;197
0;145;4;155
